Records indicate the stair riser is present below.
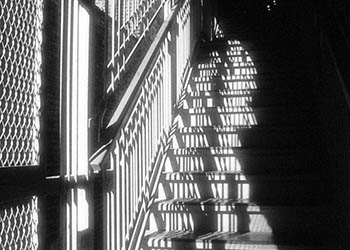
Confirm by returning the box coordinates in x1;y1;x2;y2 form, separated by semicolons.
198;40;288;51
184;96;253;108
196;51;268;63
178;109;310;127
183;92;305;108
165;151;313;174
192;68;258;78
149;206;327;235
196;48;298;63
192;64;299;77
188;80;262;92
158;179;323;203
196;48;300;64
173;130;309;148
188;77;306;92
191;67;299;78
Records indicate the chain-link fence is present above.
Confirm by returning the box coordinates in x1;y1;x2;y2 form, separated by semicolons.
0;0;43;167
0;196;39;250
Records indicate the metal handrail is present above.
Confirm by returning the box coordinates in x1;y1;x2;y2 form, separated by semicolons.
89;1;198;249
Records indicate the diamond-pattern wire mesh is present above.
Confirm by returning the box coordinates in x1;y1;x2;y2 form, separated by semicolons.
0;0;43;167
0;197;39;250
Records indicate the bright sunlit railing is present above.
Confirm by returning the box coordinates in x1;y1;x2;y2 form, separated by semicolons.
96;0;172;92
90;0;195;249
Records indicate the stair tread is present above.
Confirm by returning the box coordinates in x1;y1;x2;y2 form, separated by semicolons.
198;43;291;53
191;72;306;79
155;197;249;205
169;146;310;152
176;125;311;132
186;89;299;96
162;170;319;181
154;197;325;208
144;230;326;247
179;105;312;112
194;61;301;70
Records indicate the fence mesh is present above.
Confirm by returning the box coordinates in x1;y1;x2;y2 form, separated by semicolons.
0;0;43;167
0;196;39;250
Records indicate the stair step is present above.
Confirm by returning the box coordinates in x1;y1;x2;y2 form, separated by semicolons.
186;89;298;97
165;147;316;174
168;146;309;155
198;39;281;49
143;231;331;250
149;198;329;236
196;47;298;64
198;39;293;53
173;125;312;148
196;51;271;65
159;171;323;204
177;106;312;127
193;60;301;73
183;89;307;108
163;170;318;181
195;46;303;71
188;74;308;92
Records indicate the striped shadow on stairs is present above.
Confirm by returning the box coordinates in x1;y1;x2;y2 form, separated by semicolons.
141;35;330;249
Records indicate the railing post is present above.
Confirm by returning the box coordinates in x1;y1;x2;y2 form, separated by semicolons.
170;18;178;118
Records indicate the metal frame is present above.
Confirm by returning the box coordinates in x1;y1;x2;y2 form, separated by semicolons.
89;1;201;249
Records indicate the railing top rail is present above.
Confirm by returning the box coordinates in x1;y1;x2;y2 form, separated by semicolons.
89;0;185;166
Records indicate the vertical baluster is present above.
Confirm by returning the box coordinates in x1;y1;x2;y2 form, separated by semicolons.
157;70;161;144
134;134;137;215
141;120;145;194
160;63;164;142
152;85;156;159
144;101;148;182
134;135;137;217
138;127;142;207
115;143;121;250
66;199;71;250
126;139;130;234
72;0;78;181
111;0;116;89
106;191;110;250
111;190;116;250
146;91;150;175
149;92;153;166
72;189;77;250
121;142;126;247
155;75;158;157
129;140;133;224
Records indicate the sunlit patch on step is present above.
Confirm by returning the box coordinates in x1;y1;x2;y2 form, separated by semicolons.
164;148;244;172
184;91;254;109
148;199;274;234
189;78;258;92
177;107;258;127
173;126;245;148
146;38;279;247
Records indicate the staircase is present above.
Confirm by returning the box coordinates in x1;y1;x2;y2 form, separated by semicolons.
142;7;333;250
